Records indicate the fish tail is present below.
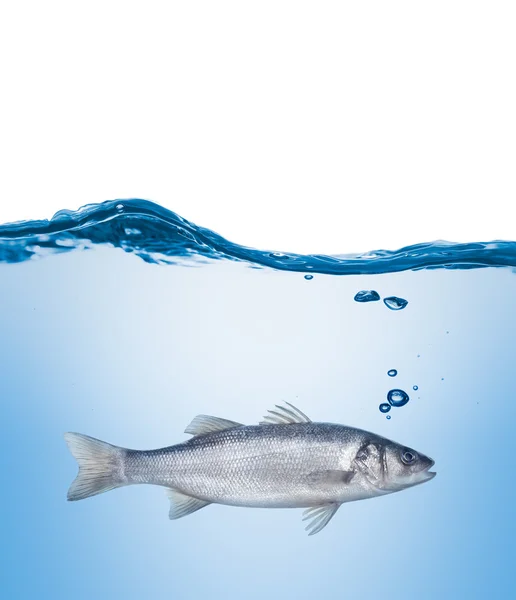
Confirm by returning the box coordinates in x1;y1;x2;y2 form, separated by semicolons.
64;432;127;501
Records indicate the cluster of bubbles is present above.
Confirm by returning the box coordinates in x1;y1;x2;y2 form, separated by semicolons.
380;369;416;419
353;289;408;311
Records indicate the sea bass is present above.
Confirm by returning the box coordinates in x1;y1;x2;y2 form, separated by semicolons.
65;403;436;535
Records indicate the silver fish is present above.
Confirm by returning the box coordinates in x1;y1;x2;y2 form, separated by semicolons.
65;402;436;535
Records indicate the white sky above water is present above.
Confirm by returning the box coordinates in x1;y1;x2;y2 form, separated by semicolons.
0;2;514;254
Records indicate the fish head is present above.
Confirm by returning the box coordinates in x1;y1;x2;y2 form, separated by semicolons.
354;438;436;493
382;443;436;491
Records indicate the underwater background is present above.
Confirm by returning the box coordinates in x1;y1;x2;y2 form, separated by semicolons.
2;199;515;599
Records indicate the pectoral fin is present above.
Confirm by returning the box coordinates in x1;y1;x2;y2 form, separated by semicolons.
305;470;355;486
302;504;340;536
166;489;211;520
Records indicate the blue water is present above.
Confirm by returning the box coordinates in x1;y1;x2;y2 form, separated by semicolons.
1;200;516;599
2;199;516;272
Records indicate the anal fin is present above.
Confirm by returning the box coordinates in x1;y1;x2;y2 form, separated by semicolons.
166;488;211;520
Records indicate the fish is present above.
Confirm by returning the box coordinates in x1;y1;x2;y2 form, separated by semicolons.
64;402;436;535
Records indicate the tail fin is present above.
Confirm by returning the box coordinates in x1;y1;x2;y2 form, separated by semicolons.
64;432;126;501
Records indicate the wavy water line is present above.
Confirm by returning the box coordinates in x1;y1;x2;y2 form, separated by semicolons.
0;199;515;274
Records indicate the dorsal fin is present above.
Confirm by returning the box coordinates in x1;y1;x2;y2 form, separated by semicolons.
260;402;312;425
185;415;243;436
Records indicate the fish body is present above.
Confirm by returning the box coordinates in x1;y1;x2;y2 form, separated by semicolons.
65;403;435;535
127;423;392;507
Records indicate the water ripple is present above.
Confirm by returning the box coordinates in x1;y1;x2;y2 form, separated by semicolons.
1;199;516;274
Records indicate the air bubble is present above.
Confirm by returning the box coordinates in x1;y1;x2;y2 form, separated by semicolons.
386;415;391;420
354;290;380;303
387;369;397;377
379;403;391;414
304;275;314;280
116;203;124;212
387;389;410;408
383;296;408;311
413;385;418;391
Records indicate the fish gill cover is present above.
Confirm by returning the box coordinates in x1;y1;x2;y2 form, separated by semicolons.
1;198;515;273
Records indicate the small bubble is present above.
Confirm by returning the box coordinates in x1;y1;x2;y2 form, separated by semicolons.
383;296;408;311
387;389;410;408
354;290;380;303
413;385;418;391
446;331;449;334
116;203;124;212
417;354;420;358
379;403;391;414
304;275;314;280
387;369;397;377
386;415;391;420
441;377;444;381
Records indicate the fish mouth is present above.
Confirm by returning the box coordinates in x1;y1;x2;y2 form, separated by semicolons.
417;458;436;482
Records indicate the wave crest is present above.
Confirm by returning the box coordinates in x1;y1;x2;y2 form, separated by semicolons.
1;199;515;274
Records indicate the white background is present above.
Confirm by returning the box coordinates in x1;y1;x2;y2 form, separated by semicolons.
0;2;514;254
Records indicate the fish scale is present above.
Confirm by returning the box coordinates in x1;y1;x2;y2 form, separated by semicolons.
125;424;349;506
64;403;436;535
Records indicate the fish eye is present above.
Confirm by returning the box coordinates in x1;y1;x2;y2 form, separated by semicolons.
401;450;417;465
